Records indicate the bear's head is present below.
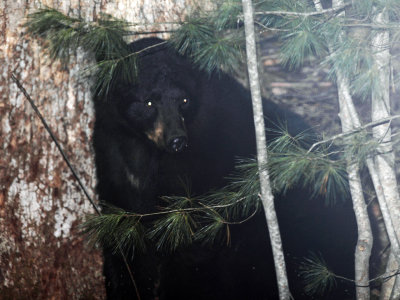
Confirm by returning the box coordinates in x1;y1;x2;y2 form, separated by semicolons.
115;81;195;153
110;39;202;153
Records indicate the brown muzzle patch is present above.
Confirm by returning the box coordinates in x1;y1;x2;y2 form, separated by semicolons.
146;120;165;148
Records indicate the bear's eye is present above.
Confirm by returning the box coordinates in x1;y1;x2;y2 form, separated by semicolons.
182;98;189;105
146;101;153;107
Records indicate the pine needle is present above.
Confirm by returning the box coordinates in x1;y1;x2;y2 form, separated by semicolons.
24;7;136;96
194;210;227;245
81;210;146;254
148;211;198;252
280;16;326;69
299;252;336;295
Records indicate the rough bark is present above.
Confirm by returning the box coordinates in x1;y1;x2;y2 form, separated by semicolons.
241;0;290;299
0;1;196;298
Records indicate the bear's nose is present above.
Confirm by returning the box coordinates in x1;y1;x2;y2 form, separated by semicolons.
168;136;187;153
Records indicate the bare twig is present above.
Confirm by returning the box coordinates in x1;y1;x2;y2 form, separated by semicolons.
333;267;400;287
128;30;175;35
341;23;400;30
253;3;349;17
307;114;400;153
113;196;251;219
132;40;168;56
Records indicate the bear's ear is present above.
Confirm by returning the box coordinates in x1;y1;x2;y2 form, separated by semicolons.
107;82;134;101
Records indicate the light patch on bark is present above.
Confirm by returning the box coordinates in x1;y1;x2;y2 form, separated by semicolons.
8;179;40;237
2;117;11;144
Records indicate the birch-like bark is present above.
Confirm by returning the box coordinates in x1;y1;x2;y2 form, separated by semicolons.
241;0;290;299
370;10;400;300
337;72;373;300
313;1;373;298
335;67;400;270
336;56;374;300
319;2;400;298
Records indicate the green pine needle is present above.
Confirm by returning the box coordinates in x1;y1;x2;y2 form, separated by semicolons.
351;0;374;18
86;53;138;97
212;0;242;30
192;35;244;74
170;13;244;74
169;16;215;56
267;128;349;204
314;165;349;204
350;63;381;101
376;0;400;19
80;17;130;61
81;210;146;254
343;131;380;166
195;221;227;245
148;211;198;252
299;252;336;296
24;8;81;36
280;17;326;69
24;8;82;64
24;8;136;96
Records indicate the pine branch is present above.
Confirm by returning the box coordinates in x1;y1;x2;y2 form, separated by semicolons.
299;253;337;295
148;210;198;252
278;14;327;69
24;8;138;97
170;15;244;74
82;212;145;252
300;252;400;294
265;128;351;204
81;189;260;253
194;216;228;245
25;8;131;58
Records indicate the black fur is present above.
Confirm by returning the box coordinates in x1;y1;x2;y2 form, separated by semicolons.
93;37;305;300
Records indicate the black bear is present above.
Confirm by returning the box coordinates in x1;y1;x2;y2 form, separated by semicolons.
93;37;305;300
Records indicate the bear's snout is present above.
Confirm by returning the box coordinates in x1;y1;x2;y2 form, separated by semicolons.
168;136;187;153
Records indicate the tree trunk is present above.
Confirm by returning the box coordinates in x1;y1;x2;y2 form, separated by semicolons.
314;1;400;299
371;10;400;300
335;45;373;300
241;0;290;299
312;1;373;299
0;1;196;298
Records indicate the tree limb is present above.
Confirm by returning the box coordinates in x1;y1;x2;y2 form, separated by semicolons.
254;3;349;17
307;114;400;153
